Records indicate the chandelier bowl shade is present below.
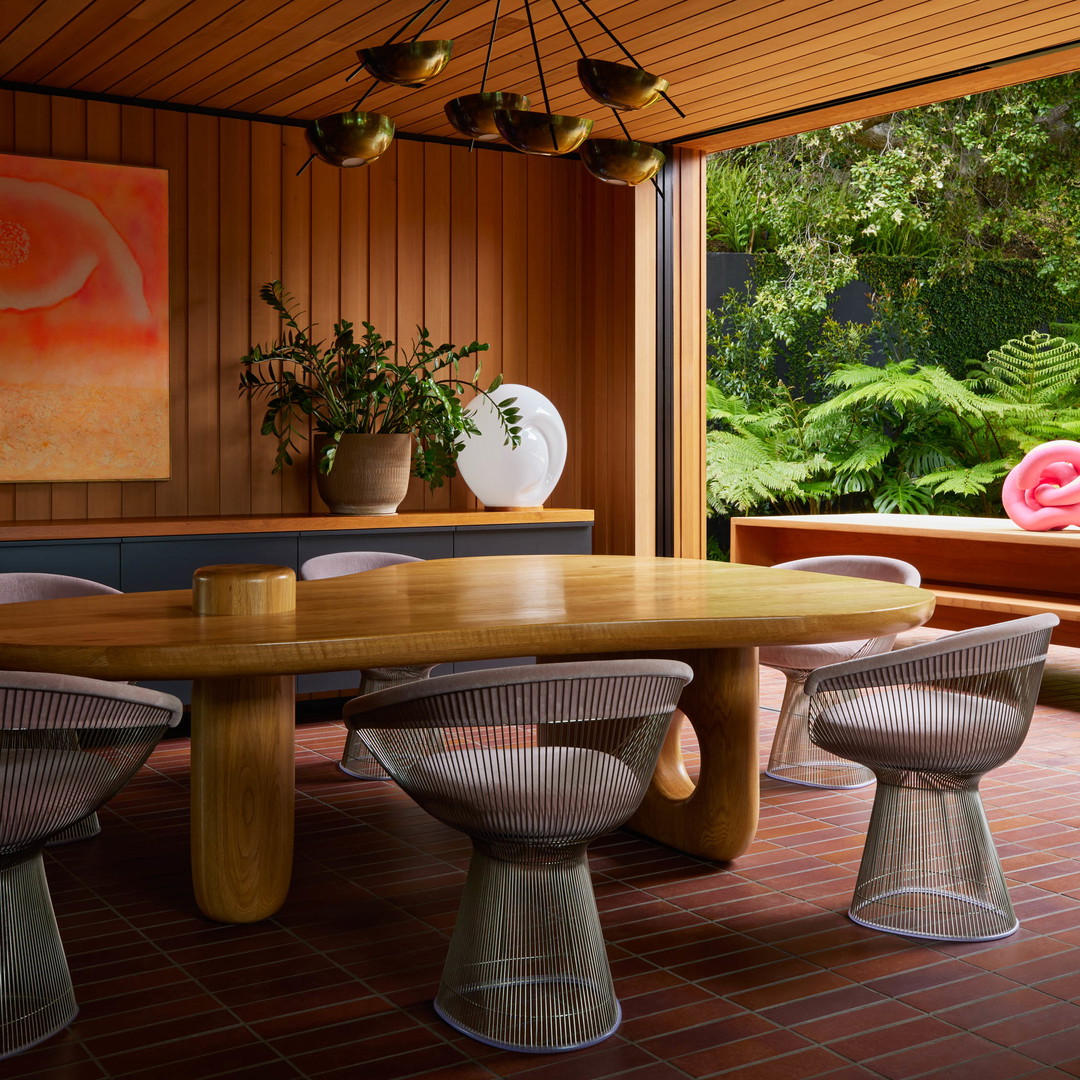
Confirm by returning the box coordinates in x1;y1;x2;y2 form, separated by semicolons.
445;92;531;140
357;40;453;87
580;138;665;186
305;112;396;167
493;109;593;156
577;58;669;111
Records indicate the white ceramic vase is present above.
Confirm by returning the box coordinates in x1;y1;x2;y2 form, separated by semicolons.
457;384;567;509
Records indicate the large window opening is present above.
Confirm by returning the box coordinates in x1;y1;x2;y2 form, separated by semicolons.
702;72;1080;559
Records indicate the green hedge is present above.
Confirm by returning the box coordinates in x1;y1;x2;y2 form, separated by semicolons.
858;256;1079;376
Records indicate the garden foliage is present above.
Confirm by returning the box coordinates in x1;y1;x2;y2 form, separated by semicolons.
705;73;1080;532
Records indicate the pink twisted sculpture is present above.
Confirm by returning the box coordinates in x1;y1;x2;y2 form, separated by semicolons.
1002;440;1080;530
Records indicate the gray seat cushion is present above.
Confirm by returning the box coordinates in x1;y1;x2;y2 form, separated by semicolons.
406;745;644;840
813;688;1027;772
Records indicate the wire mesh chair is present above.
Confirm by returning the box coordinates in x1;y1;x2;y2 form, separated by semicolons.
346;659;692;1053
0;671;182;1058
759;556;923;790
805;613;1057;942
299;551;437;779
0;573;123;844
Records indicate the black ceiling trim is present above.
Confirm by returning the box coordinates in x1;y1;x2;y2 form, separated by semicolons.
0;79;531;154
669;37;1080;146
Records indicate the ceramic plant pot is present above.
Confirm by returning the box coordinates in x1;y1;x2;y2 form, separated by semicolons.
315;433;412;515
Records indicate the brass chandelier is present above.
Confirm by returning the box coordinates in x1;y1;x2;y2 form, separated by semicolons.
299;0;683;188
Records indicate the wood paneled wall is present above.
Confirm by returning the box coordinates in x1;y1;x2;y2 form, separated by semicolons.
0;89;706;556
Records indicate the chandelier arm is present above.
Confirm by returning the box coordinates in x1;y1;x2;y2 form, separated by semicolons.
413;0;456;41
571;0;686;119
480;0;504;93
549;0;586;57
352;79;379;111
523;0;553;115
296;152;317;177
384;0;445;45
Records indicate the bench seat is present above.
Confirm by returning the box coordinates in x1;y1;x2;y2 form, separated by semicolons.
730;514;1080;648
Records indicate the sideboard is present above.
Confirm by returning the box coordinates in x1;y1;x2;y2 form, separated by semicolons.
730;513;1080;646
0;509;593;699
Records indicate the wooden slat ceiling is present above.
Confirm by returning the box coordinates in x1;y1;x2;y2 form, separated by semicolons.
3;0;1080;151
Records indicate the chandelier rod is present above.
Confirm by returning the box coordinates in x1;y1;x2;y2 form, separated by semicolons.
412;0;457;41
385;0;447;45
351;78;379;111
480;0;504;93
523;0;563;153
522;0;552;114
549;0;585;55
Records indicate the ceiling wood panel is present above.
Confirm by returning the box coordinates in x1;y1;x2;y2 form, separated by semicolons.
388;0;1041;138
3;0;1080;151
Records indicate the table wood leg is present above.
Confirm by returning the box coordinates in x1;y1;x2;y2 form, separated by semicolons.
190;675;296;923
626;646;759;861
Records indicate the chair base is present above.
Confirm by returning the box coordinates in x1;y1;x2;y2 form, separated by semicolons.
849;782;1017;942
435;846;620;1053
849;879;1019;942
766;669;874;790
765;760;875;790
435;984;621;1053
0;855;77;1059
46;813;102;846
339;728;390;781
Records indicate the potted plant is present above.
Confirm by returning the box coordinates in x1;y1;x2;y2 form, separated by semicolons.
240;281;521;514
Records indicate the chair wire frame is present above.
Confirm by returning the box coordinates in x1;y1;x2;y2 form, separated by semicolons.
298;551;436;780
346;659;693;1053
0;671;182;1058
0;573;125;845
806;613;1057;942
760;555;922;790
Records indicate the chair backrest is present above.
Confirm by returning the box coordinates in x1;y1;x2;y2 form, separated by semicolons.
0;671;183;854
299;551;422;580
774;555;921;588
805;614;1058;775
345;659;693;843
0;573;121;603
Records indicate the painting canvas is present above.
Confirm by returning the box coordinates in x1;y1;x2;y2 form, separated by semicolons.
0;153;169;482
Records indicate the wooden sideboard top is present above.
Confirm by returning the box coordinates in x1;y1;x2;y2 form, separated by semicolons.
0;509;595;543
732;513;1080;549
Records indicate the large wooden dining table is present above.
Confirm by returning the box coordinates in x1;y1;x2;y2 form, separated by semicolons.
0;554;934;924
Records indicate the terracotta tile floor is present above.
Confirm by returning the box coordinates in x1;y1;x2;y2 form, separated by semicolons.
14;629;1080;1079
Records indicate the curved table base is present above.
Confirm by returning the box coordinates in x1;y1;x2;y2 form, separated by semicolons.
547;647;760;863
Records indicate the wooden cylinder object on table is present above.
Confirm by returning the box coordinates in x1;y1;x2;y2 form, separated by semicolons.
192;564;296;616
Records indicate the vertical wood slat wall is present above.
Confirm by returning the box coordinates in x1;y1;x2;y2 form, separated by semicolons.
0;88;706;557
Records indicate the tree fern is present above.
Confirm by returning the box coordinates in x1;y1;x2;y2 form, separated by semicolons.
915;459;1013;497
705;430;827;514
812;360;1010;420
975;331;1080;405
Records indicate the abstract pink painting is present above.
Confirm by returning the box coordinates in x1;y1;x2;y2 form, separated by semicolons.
0;153;169;482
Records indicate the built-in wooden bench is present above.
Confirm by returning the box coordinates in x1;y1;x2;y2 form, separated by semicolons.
730;514;1080;647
